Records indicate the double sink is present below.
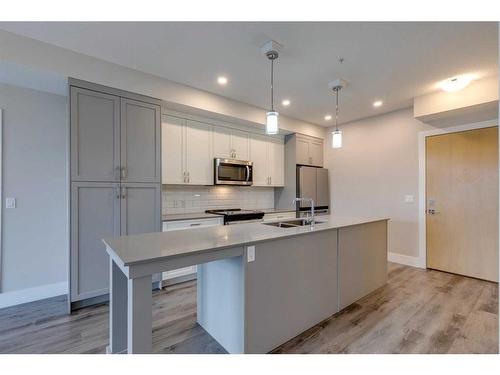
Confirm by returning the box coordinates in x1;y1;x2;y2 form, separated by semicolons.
263;218;325;229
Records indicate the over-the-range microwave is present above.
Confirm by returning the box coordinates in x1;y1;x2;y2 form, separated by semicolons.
214;158;253;186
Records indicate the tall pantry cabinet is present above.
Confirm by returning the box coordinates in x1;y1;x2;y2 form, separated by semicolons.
69;80;161;309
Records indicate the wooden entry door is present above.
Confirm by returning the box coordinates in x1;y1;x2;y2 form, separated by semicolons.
426;126;498;282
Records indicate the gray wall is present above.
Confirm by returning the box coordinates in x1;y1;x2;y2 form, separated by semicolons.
324;108;434;258
0;83;68;292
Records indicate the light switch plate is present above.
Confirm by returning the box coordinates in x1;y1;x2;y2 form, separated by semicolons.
6;197;16;209
404;195;414;203
247;246;255;262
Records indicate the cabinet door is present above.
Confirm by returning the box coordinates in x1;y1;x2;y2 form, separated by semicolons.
71;182;120;302
249;134;269;186
71;87;120;182
296;137;310;165
269;138;285;186
213;126;233;159
310;140;324;167
120;183;161;236
231;129;249;160
162;116;185;184
121;98;161;183
185;121;213;185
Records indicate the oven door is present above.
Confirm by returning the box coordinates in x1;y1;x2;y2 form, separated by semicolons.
215;159;253;186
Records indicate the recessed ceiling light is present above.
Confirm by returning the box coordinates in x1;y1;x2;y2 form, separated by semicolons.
217;76;228;85
282;99;291;106
439;75;473;92
373;100;383;107
324;115;332;121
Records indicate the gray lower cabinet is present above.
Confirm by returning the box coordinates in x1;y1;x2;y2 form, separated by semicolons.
70;182;161;305
70;87;121;182
338;221;388;310
120;99;161;183
71;182;120;302
120;183;161;235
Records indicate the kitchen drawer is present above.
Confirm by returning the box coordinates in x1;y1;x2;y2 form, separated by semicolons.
162;217;223;231
263;211;296;222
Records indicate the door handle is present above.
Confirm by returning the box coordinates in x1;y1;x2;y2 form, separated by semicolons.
427;209;439;215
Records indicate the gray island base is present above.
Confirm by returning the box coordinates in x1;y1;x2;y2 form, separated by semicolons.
104;215;388;354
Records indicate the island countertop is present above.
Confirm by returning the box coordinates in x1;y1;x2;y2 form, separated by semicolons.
104;215;389;267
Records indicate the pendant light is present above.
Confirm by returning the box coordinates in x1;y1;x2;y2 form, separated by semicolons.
264;45;279;135
330;79;346;149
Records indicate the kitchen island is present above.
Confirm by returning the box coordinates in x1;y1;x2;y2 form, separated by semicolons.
104;215;389;354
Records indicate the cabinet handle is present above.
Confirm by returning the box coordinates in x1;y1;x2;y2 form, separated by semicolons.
190;223;201;226
121;186;126;199
121;167;128;179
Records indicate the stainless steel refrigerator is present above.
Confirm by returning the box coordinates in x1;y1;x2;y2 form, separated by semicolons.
296;166;330;215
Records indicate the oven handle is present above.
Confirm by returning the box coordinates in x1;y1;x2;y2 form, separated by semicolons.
245;165;250;182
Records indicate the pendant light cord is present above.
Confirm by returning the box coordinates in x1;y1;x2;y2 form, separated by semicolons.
270;58;274;111
335;87;340;131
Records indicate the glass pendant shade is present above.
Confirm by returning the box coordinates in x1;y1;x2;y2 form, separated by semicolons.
331;129;342;148
266;111;279;135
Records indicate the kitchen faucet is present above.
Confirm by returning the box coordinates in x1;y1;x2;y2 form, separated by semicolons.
292;197;315;225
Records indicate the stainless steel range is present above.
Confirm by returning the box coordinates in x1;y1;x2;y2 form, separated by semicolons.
205;208;265;225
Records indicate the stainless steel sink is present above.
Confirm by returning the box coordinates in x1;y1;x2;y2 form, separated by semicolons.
263;219;325;228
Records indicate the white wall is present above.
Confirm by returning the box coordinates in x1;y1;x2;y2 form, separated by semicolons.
162;185;274;215
325;108;435;259
0;84;68;297
0;29;325;139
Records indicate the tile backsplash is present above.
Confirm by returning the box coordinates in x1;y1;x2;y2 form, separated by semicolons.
162;185;275;215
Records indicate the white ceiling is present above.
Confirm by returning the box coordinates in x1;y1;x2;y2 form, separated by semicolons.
0;22;497;126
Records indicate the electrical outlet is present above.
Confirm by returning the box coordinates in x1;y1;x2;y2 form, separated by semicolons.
247;246;255;262
6;197;16;209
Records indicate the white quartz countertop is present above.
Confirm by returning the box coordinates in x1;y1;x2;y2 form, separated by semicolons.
104;215;389;266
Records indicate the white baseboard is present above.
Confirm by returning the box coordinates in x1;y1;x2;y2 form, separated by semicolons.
0;281;67;309
388;252;425;269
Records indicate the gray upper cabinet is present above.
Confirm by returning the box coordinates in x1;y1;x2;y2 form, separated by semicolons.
71;182;120;302
120;99;161;183
71;87;121;182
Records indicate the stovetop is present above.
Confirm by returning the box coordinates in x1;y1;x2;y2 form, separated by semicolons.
205;208;265;224
205;208;264;216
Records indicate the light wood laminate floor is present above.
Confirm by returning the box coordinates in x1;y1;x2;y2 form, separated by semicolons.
0;263;497;354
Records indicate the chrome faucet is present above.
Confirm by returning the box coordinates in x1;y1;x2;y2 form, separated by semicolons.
292;197;315;225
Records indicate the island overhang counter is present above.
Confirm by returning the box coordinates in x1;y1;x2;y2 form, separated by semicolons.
104;215;389;354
